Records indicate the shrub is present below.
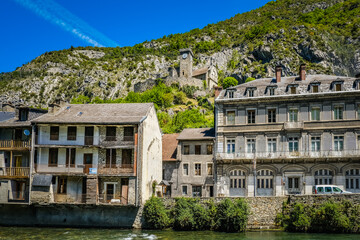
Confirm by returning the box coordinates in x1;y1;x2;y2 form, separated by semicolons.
287;203;311;232
222;77;238;89
245;77;255;83
214;198;249;232
174;92;186;105
143;197;170;229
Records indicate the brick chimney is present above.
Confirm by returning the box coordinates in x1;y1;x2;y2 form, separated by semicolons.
214;86;223;99
275;66;282;83
299;64;306;81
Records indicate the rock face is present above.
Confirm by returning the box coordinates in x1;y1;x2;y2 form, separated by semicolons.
0;0;359;107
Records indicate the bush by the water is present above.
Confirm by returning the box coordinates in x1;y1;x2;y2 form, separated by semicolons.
143;197;249;232
278;200;360;233
143;197;170;229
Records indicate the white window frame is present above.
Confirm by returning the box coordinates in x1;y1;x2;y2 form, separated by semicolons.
230;169;246;189
333;104;344;120
226;109;236;125
246;138;256;153
194;163;201;176
104;182;117;199
246;108;256;124
227;139;235;154
311;136;321;152
289;108;299;122
310;106;321;121
288;137;299;152
267;108;277;123
267;138;277;153
333;135;344;151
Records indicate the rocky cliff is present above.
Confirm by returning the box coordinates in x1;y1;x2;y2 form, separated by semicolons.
0;0;359;107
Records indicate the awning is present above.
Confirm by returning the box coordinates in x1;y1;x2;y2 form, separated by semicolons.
159;180;171;186
32;174;52;187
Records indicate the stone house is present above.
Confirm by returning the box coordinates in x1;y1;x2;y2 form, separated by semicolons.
30;102;162;206
215;65;360;197
0;106;47;203
162;128;215;197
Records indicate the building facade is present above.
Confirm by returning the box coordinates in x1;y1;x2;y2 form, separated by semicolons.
162;128;215;197
215;65;360;197
30;102;162;205
0;107;47;203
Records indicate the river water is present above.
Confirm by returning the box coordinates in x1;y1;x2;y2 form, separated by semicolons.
0;227;358;240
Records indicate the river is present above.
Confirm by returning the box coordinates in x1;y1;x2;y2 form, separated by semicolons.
0;227;359;240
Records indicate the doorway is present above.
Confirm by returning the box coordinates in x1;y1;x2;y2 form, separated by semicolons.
84;127;94;145
288;177;301;194
14;181;26;200
83;154;93;174
105;183;115;203
121;178;129;204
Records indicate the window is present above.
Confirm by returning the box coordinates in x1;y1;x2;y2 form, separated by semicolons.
335;83;342;91
207;163;213;175
228;90;234;99
289;137;299;152
192;186;202;197
106;149;117;168
122;149;132;166
257;170;273;189
247;139;256;153
334;136;344;151
357;104;360;120
268;109;276;123
289;109;298;122
267;138;277;152
67;127;77;141
316;172;332;187
65;148;76;167
290;86;297;94
184;145;190;155
48;148;58;167
183;163;189;175
346;169;360;190
195;145;201;155
268;87;275;96
182;186;188;195
206;145;213;155
19;109;29;121
334;106;344;120
358;135;360;150
312;85;319;93
311;107;320;121
230;170;246;189
227;139;235;153
311;137;321;152
57;177;67;194
248;89;254;97
247;110;256;124
288;177;300;192
227;111;235;125
50;126;59;141
195;163;201;176
106;127;116;141
124;127;134;141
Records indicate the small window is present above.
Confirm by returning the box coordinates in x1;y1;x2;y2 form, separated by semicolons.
50;126;59;141
106;127;116;141
48;148;58;167
312;85;319;93
334;106;344;120
183;163;189;176
207;145;213;155
269;87;275;96
325;187;332;193
67;127;77;141
268;109;276;123
124;127;134;141
19;109;29;121
317;187;324;193
228;90;234;99
183;145;190;155
195;163;201;176
290;86;297;94
248;89;254;97
247;110;256;124
335;83;342;91
227;111;235;125
207;163;213;176
195;145;201;155
311;107;320;121
182;186;188;195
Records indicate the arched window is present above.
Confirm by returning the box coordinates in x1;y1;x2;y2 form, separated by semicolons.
314;169;333;185
257;169;273;189
230;170;246;189
346;169;360;191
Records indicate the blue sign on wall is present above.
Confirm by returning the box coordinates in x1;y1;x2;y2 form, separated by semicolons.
89;168;97;174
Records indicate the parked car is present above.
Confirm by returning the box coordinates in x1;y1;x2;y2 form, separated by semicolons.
313;185;352;194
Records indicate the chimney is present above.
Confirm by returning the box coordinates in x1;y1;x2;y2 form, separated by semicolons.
299;64;306;80
214;86;223;99
275;66;282;83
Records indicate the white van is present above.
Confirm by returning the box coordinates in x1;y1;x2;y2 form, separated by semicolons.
313;185;352;194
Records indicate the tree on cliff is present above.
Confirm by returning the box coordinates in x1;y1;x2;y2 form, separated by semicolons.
222;77;238;89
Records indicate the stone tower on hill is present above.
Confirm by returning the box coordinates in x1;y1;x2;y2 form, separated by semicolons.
179;48;194;78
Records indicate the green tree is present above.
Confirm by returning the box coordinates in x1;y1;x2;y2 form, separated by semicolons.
222;77;238;89
245;77;256;83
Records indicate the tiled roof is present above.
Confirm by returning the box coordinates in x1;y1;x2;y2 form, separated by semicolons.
0;112;15;122
177;128;215;140
192;67;208;77
32;103;153;124
162;133;179;161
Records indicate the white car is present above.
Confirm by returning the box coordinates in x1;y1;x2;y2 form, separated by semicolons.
313;185;352;194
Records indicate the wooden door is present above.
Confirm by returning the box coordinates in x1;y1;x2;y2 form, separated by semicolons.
83;154;93;174
121;178;129;204
84;127;94;145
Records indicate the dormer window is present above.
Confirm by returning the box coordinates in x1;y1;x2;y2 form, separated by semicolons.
335;83;342;91
246;87;256;97
312;85;319;93
287;84;298;94
19;109;29;121
331;80;344;92
354;80;360;90
309;82;320;93
266;86;277;96
227;89;235;99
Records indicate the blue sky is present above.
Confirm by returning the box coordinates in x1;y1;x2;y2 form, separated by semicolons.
0;0;271;73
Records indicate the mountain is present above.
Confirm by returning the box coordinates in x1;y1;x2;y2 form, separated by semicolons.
0;0;359;107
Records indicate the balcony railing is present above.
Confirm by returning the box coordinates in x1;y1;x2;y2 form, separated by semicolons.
217;149;360;160
0;167;30;178
98;193;128;205
0;140;31;149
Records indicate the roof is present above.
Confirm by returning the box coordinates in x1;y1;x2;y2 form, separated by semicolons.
162;133;179;161
0;108;47;127
177;128;215;140
217;74;359;100
192;67;208;77
32;103;154;124
0;112;15;122
32;174;52;187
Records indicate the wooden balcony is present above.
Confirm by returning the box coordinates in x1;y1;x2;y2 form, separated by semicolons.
0;167;30;178
97;164;134;175
0;140;31;150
